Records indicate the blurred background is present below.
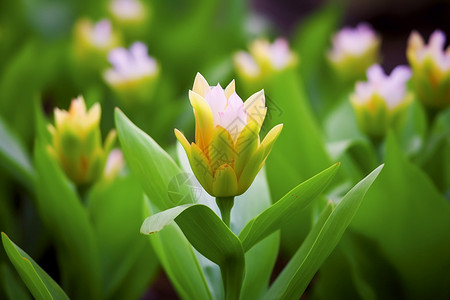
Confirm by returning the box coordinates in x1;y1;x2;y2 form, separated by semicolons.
0;0;449;299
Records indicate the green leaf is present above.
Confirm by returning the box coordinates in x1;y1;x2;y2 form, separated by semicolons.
141;203;245;300
176;144;279;300
115;109;211;299
265;164;383;300
34;142;101;299
291;4;342;115
88;174;159;299
264;69;333;200
351;133;450;297
115;108;193;211
263;68;333;254
2;233;69;300
239;163;340;252
327;138;378;181
143;199;212;300
1;263;32;300
0;116;34;191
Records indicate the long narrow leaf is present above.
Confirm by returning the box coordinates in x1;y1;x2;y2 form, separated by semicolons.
265;164;383;300
2;233;69;300
0;116;34;190
239;163;340;252
115;109;212;299
115;108;192;211
34;142;101;299
141;203;245;300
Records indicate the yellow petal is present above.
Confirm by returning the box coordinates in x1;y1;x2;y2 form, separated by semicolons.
190;143;214;195
234;120;260;178
192;72;210;97
244;90;267;128
189;90;214;150
213;164;238;197
209;126;235;172
104;129;117;154
225;79;235;99
54;108;68;130
259;124;283;158
70;96;87;116
237;147;265;195
407;31;424;64
87;103;101;127
174;129;191;157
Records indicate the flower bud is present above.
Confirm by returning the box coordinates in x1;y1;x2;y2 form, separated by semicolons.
103;149;124;180
234;38;297;84
47;96;116;185
109;0;148;25
103;42;159;104
407;30;450;109
175;73;283;197
350;64;413;139
73;19;122;70
108;0;150;40
328;23;381;81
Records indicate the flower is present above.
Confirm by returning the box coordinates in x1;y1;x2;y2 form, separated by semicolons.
175;73;283;197
328;23;380;81
407;30;450;109
103;42;159;103
109;0;148;24
47;96;116;185
73;18;122;70
74;18;121;54
103;149;124;179
234;38;297;81
350;64;413;138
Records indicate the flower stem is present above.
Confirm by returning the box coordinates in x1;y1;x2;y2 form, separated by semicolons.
216;196;235;228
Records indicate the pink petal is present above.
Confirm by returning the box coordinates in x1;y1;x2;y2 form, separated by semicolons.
205;84;228;126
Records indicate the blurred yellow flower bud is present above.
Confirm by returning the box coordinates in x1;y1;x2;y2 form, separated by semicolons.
103;42;159;104
328;23;381;82
234;38;297;84
48;96;116;185
407;30;450;109
350;65;413;139
175;73;283;198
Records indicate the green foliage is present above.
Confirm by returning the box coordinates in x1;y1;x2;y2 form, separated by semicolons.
2;233;69;300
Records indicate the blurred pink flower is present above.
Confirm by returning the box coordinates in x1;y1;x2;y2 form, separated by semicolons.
104;42;158;84
354;64;411;110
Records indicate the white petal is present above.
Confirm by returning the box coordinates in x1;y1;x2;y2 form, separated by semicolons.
204;84;228;126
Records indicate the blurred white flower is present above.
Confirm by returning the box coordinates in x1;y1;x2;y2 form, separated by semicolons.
109;0;146;23
328;23;380;80
408;30;450;72
104;42;158;85
103;149;124;179
353;64;411;110
329;23;378;62
234;38;297;79
407;30;450;108
350;64;413;138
